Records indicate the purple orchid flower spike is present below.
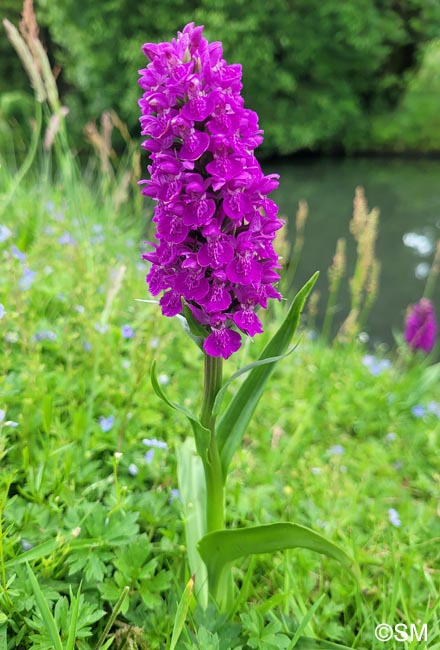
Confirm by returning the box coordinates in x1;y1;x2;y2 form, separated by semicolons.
138;23;283;359
404;298;436;354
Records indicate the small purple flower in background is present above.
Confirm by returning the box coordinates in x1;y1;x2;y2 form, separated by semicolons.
10;245;26;262
74;305;85;313
94;323;108;334
362;354;391;376
145;449;154;464
142;437;168;450
83;341;92;352
99;415;114;432
121;325;135;339
0;225;12;242
427;401;440;418
170;488;181;502
19;268;36;291
0;409;5;422
328;445;345;456
311;467;321;475
45;200;54;213
411;405;425;418
0;304;5;320
388;508;401;528
58;232;76;246
21;539;33;551
128;463;139;476
385;432;397;442
32;330;57;342
5;332;19;343
138;23;284;359
404;298;436;353
158;373;169;385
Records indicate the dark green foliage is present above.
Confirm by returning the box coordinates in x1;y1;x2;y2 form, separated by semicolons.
31;0;440;155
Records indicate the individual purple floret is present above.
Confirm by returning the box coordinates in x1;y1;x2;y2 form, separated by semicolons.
138;23;283;359
404;298;436;354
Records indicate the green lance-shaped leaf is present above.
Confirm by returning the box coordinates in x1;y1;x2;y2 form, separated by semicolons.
151;360;211;462
217;272;319;476
198;522;353;598
176;438;208;608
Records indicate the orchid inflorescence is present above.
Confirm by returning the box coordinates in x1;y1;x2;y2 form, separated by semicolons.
139;22;283;359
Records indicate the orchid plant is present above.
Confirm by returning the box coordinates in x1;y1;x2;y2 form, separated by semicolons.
138;23;353;617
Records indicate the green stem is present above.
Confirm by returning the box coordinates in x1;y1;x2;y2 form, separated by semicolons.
200;354;224;533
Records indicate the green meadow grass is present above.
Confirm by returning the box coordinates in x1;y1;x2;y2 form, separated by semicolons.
1;168;440;649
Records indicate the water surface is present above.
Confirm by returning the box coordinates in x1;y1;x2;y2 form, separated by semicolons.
266;157;440;344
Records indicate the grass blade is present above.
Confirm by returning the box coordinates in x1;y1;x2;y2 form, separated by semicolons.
26;563;63;650
287;593;325;648
66;584;82;650
169;575;194;650
94;585;129;650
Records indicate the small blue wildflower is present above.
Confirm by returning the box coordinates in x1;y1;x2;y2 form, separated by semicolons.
311;467;321;475
121;325;135;339
58;232;75;245
158;373;169;385
388;508;401;527
0;409;5;422
10;245;26;261
45;200;54;213
128;463;139;476
74;305;85;313
411;405;425;418
328;444;345;456
170;488;181;502
0;304;5;320
4;421;18;428
145;449;155;464
92;224;103;233
142;438;168;450
21;539;33;551
149;337;160;349
99;415;114;432
362;354;391;376
393;461;403;471
385;432;397;442
94;323;108;334
5;332;19;343
0;225;12;242
427;401;440;418
91;234;105;244
121;359;131;369
83;341;92;352
32;330;57;342
19;268;36;291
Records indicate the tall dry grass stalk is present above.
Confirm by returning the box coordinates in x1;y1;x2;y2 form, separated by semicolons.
285;200;309;293
424;239;440;300
338;187;380;342
322;237;346;342
2;0;71;215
